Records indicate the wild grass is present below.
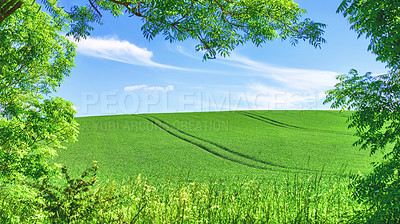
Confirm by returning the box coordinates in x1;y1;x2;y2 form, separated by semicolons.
2;170;365;223
109;171;361;224
0;169;364;223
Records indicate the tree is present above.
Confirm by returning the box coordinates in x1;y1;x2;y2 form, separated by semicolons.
325;0;400;222
1;0;326;60
0;1;78;182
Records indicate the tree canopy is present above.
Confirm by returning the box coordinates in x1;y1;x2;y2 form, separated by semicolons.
1;0;326;60
326;0;400;222
0;1;78;181
337;0;400;71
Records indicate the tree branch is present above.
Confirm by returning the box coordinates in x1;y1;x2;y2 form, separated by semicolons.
0;0;23;25
106;0;146;18
89;0;102;17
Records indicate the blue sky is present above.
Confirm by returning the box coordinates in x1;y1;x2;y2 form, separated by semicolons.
55;0;388;117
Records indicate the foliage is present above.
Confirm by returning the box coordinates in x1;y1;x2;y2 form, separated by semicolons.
326;70;400;156
2;0;326;60
326;0;400;222
325;70;400;223
0;1;78;182
28;162;113;223
0;179;47;223
0;163;123;223
337;0;400;71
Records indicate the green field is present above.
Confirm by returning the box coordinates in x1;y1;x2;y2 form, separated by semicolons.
56;110;378;184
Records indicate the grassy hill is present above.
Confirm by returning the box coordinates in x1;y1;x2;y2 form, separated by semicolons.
55;110;377;184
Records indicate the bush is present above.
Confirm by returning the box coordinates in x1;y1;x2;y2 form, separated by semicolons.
0;163;123;223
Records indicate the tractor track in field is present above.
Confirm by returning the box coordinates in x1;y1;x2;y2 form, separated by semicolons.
239;111;303;129
239;112;353;136
137;115;314;172
138;116;274;171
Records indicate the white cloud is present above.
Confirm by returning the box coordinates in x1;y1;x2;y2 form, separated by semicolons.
213;54;339;110
172;47;341;111
175;46;339;91
224;53;339;91
124;85;148;91
74;36;185;70
124;84;174;92
175;46;199;59
145;85;174;91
